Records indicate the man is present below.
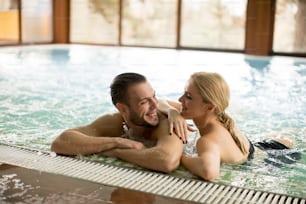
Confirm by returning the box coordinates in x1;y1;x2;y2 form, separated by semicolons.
51;73;183;173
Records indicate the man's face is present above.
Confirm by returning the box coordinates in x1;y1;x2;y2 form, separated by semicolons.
126;82;159;127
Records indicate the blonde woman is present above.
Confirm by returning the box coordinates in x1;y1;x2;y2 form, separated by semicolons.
159;72;293;181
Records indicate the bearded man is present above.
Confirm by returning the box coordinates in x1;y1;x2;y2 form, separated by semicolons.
51;73;183;173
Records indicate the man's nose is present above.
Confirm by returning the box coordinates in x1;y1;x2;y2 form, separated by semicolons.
150;98;158;109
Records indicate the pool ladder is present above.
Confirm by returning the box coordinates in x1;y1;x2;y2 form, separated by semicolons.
0;143;305;204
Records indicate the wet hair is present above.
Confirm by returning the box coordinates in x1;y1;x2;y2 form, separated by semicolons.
190;72;247;155
110;72;147;106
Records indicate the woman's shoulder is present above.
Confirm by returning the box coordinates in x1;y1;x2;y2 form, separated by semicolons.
197;123;239;147
203;123;229;139
196;130;220;147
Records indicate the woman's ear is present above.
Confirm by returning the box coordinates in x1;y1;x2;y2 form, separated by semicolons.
207;104;215;112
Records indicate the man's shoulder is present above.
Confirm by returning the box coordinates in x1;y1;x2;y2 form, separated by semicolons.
157;111;168;122
98;112;122;119
150;112;170;137
153;112;183;147
156;112;170;129
94;112;123;126
92;112;124;136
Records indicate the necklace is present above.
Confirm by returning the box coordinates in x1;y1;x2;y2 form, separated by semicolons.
122;121;156;148
122;121;129;138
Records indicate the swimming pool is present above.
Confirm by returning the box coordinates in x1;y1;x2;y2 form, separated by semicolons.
0;45;305;198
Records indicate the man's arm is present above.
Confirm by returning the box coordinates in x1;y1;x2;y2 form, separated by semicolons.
51;113;144;155
101;118;184;173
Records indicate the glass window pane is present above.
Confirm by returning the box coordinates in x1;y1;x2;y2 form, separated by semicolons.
122;0;177;47
181;0;247;50
70;0;119;44
21;0;53;43
273;0;306;53
0;0;19;45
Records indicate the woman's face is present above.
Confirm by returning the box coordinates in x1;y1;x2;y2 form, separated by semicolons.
178;80;207;119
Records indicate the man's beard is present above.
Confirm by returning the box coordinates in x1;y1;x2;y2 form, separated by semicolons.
129;109;158;127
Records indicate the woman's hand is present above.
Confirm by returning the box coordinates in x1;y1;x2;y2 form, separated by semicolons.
168;109;195;143
157;99;196;143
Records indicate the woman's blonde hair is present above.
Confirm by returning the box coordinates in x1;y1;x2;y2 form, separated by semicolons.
190;72;247;155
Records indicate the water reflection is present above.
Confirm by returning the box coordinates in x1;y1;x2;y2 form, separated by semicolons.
111;188;155;204
244;57;271;71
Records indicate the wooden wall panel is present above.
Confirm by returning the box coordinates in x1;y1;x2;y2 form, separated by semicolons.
245;0;275;55
53;0;69;43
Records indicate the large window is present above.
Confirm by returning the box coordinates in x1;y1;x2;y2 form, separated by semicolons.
70;0;119;44
181;0;247;50
1;0;304;56
21;0;52;43
0;0;19;45
273;0;306;53
122;0;177;47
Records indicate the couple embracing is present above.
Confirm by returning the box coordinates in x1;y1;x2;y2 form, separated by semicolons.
51;72;294;181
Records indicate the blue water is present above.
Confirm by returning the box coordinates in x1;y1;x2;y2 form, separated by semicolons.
0;45;305;197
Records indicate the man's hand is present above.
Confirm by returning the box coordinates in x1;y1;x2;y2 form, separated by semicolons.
99;149;118;157
116;137;145;150
99;138;145;157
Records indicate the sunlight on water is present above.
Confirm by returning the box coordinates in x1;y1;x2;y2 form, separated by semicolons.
0;45;305;197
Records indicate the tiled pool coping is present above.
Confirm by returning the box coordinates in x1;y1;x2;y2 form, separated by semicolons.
0;143;305;204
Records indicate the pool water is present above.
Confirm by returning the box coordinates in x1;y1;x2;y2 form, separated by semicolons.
0;45;305;197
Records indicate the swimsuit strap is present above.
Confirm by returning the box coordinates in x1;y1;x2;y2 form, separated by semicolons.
248;139;255;160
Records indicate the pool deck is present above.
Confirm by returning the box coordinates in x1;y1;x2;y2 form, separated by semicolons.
1;144;305;204
0;163;195;204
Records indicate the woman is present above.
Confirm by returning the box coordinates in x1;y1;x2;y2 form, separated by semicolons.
159;72;293;181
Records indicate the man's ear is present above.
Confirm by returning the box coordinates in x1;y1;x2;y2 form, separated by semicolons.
116;103;128;114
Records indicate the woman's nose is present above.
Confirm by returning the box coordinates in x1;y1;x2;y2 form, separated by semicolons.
178;95;183;102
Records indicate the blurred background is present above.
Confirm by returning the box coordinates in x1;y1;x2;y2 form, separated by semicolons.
0;0;305;56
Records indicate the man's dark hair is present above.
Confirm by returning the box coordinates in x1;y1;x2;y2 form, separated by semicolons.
110;72;147;106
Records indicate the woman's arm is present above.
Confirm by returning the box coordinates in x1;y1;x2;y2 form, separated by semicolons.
181;139;221;181
158;100;192;143
158;99;181;115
